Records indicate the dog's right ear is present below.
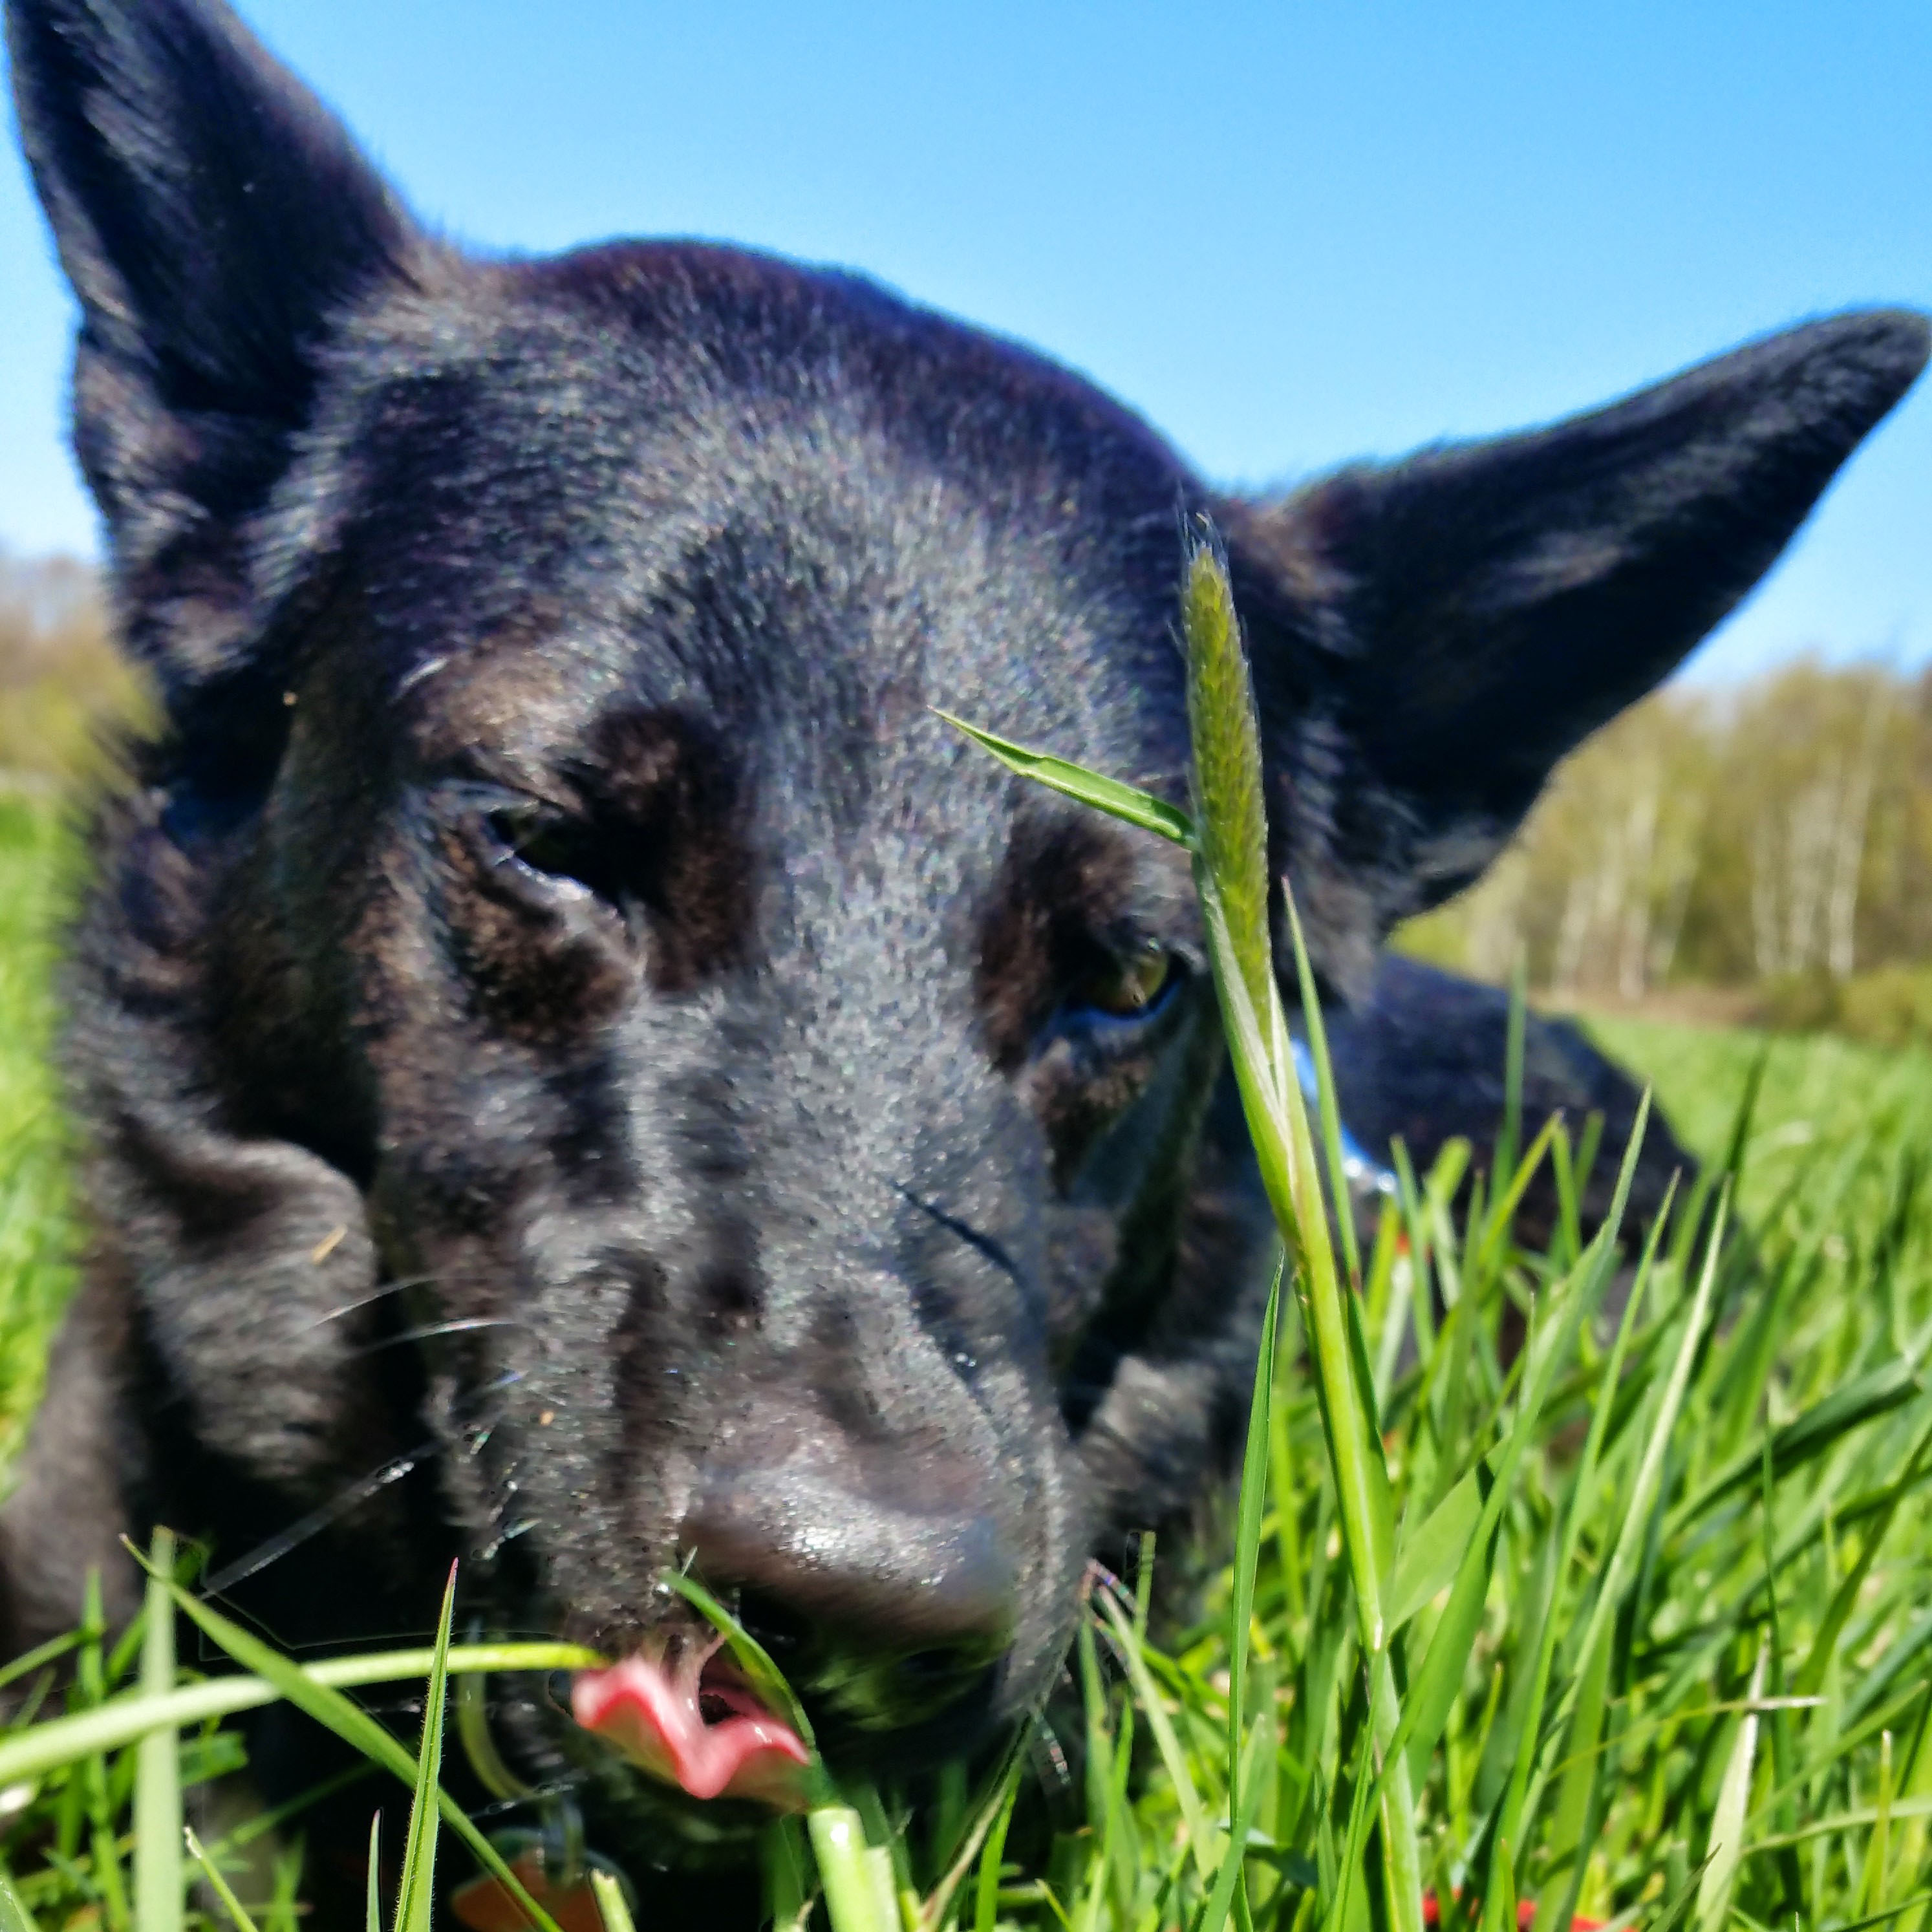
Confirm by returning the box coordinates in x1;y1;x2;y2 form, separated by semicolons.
7;0;416;718
1229;308;1928;988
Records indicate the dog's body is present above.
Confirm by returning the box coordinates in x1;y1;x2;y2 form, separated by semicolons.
1324;955;1699;1250
2;0;1924;1914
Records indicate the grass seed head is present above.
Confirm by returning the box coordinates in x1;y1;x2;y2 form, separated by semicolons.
1181;531;1272;1030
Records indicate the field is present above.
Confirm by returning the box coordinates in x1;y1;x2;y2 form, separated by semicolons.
1;766;1931;1932
0;795;80;1476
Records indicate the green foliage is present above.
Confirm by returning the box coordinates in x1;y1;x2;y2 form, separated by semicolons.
1759;965;1932;1049
0;797;82;1474
1757;968;1852;1037
1838;965;1932;1049
0;554;151;788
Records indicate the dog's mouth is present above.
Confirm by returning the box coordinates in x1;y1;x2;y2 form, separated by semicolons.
571;1631;813;1810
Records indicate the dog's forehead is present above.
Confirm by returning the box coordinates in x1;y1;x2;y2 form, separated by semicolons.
327;243;1200;825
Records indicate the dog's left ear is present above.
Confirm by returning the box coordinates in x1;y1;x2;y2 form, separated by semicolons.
7;0;420;740
1229;307;1928;980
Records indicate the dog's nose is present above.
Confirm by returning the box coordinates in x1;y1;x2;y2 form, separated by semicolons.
681;1463;1016;1737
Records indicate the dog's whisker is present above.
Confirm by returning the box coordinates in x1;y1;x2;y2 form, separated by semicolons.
455;1368;525;1407
476;1518;537;1562
395;652;449;696
199;1443;435;1598
305;1274;442;1331
236;1416;492;1606
349;1315;530;1358
1028;1714;1079;1822
445;1370;526;1450
199;1368;524;1596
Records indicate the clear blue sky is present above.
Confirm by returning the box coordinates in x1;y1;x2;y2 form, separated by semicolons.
3;1;1927;683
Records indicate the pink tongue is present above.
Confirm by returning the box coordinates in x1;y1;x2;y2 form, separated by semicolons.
572;1637;811;1810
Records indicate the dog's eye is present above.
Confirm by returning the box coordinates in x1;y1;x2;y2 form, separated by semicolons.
486;806;616;903
1070;940;1175;1020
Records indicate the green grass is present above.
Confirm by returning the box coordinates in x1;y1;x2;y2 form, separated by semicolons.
0;795;81;1473
3;584;1932;1932
1584;1014;1932;1235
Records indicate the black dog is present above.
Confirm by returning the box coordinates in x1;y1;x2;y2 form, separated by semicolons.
2;0;1923;1914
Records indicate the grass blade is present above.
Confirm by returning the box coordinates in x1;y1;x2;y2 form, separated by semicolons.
1676;1359;1920;1527
367;1814;383;1932
930;710;1194;847
1388;1471;1483;1637
1280;888;1396;1649
592;1868;639;1932
1473;1125;1669;1917
0;1628;83;1697
917;1723;1035;1932
810;1806;897;1932
74;1568;132;1932
134;1527;182;1932
1194;1723;1271;1932
973;1766;1022;1932
1495;957;1527;1192
455;1652;534;1803
0;1873;34;1932
1695;1647;1766;1932
1093;1587;1215;1879
1384;1136;1655;1827
661;1569;819;1759
0;1642;601;1789
1228;1261;1284;1790
144;1569;569;1932
1564;1181;1730;1730
184;1825;262;1932
1396;1465;1497;1784
1290;959;1366;1289
392;1562;457;1932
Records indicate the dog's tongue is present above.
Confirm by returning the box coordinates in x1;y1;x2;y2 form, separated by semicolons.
572;1637;811;1810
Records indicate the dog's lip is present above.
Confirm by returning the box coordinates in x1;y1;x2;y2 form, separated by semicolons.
571;1635;812;1810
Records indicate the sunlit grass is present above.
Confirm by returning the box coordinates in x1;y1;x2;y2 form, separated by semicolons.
0;795;81;1472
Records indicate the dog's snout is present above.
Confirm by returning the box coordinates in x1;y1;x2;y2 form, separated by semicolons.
682;1463;1017;1737
683;1463;1018;1642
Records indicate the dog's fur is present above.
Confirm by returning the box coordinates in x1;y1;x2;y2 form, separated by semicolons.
1325;955;1700;1250
3;0;1925;1911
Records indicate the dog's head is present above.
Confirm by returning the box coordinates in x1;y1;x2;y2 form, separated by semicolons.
10;0;1924;1823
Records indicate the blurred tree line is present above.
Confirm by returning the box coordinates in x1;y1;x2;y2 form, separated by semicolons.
1401;657;1932;1031
0;549;148;786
